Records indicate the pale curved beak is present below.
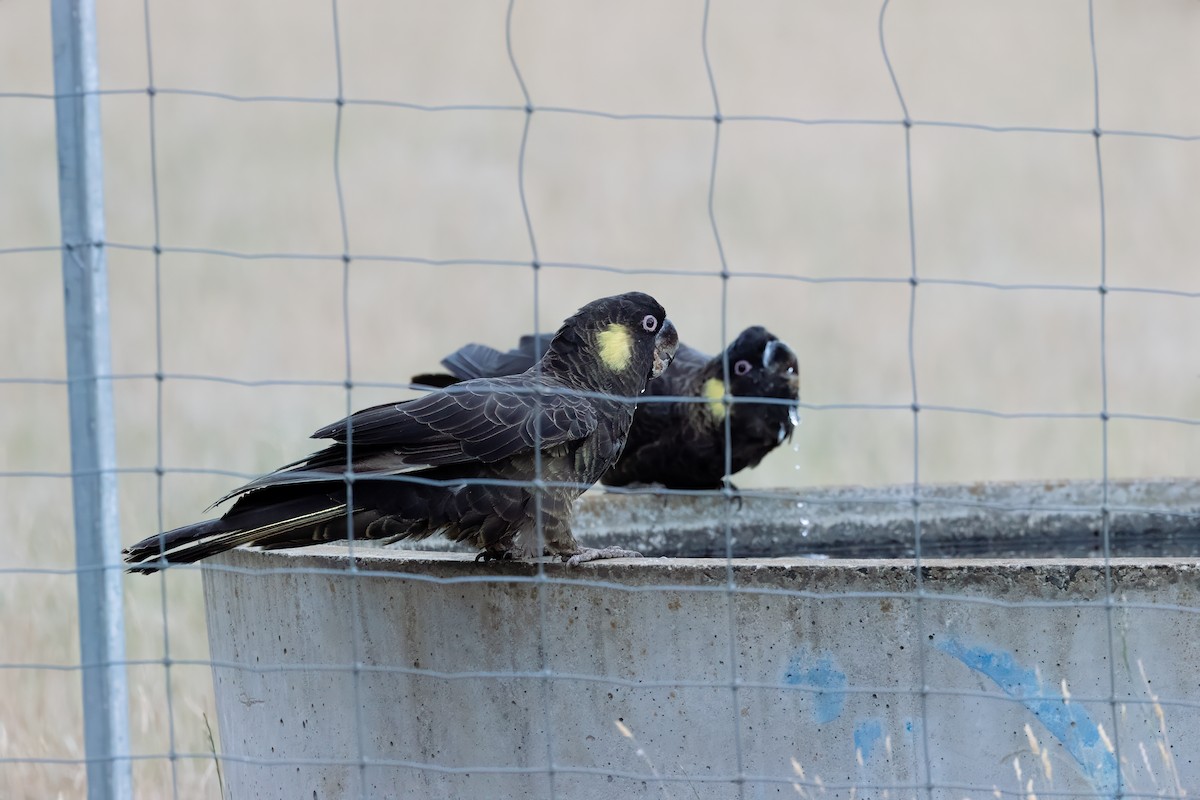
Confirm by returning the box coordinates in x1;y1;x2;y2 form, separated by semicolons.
764;337;800;395
763;339;797;373
650;319;679;379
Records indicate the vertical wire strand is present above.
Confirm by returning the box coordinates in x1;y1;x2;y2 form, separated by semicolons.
505;2;556;796
329;2;371;796
879;1;935;796
701;2;746;796
139;0;180;794
1088;1;1127;795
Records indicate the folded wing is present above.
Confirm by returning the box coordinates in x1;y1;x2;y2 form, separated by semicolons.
214;377;598;507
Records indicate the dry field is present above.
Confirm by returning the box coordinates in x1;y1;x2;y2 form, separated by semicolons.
2;1;1198;797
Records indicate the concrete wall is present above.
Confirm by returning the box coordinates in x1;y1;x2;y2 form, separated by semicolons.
204;538;1199;798
412;478;1200;559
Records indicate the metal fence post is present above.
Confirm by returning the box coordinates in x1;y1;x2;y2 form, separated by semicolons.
50;1;132;798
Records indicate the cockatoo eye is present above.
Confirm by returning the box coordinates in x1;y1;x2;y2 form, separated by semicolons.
641;315;658;333
734;359;752;376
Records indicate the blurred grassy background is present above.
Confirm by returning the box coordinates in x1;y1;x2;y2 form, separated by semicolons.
2;0;1198;796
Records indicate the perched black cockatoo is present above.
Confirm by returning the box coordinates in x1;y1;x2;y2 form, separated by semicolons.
413;325;799;490
124;292;678;572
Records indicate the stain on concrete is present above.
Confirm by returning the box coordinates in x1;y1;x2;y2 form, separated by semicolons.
936;635;1121;798
853;719;884;763
783;649;847;724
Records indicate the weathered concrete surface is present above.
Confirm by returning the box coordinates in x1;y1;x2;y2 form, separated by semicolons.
402;477;1200;559
205;541;1200;798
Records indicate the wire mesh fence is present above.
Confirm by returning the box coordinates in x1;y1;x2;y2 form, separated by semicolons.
2;0;1199;798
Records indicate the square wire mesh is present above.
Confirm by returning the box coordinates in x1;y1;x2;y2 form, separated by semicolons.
2;1;1199;798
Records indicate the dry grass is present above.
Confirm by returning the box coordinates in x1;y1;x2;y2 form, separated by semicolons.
2;1;1198;797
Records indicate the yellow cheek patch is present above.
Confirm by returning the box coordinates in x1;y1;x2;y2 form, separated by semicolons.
597;323;633;371
702;377;727;420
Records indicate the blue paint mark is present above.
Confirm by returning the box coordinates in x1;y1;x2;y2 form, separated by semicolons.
783;650;847;723
904;719;914;734
853;719;884;763
936;636;1120;798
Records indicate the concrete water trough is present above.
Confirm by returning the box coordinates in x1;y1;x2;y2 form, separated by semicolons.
203;479;1200;799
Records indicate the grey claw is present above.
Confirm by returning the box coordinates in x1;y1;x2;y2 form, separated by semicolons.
722;480;744;511
565;546;644;567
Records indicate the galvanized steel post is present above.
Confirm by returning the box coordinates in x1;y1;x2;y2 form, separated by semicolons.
50;1;132;797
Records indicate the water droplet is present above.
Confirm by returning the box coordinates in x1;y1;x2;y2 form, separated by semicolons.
788;407;802;427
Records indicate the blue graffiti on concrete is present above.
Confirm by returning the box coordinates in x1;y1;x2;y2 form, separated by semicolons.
853;719;884;763
783;650;848;723
935;636;1120;798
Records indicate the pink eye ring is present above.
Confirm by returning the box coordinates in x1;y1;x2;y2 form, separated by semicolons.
733;359;752;376
641;315;658;332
